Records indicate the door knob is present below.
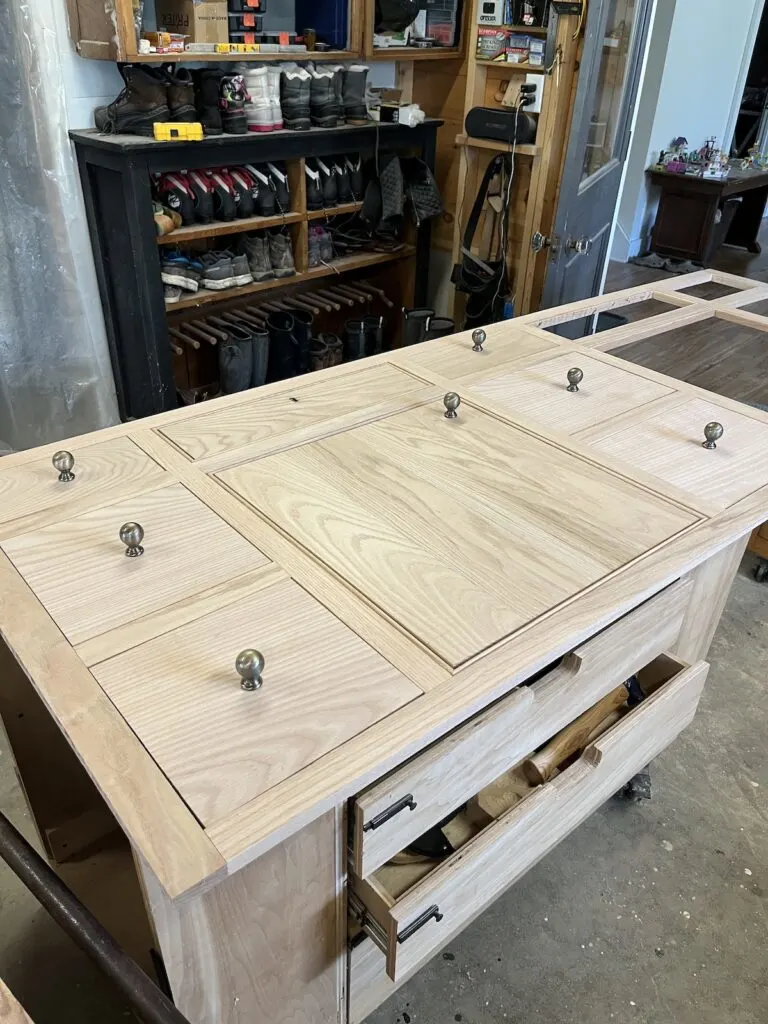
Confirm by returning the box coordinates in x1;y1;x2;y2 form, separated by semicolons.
567;236;593;256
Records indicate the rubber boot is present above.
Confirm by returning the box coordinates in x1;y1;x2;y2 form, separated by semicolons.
321;332;343;366
218;322;254;394
310;337;330;372
192;69;224;136
403;307;434;345
291;309;314;374
94;65;169;136
363;314;385;355
423;316;455;340
309;68;341;128
344;319;367;361
266;312;299;382
252;330;270;387
342;65;370;124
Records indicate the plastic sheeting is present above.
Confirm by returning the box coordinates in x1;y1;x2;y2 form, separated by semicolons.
0;0;119;451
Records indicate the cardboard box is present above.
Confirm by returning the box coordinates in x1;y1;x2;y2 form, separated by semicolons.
155;0;228;44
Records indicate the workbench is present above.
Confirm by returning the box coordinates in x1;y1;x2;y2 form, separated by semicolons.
1;268;767;1024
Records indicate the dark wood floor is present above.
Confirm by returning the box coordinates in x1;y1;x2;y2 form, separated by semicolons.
603;229;768;407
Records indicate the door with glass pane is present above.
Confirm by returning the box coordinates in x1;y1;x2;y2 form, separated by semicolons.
539;0;653;329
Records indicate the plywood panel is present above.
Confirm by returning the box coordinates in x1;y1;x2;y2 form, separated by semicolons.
93;578;421;824
2;483;267;645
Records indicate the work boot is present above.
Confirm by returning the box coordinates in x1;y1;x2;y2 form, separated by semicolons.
220;73;249;134
344;319;367;361
192;68;224;136
281;68;311;130
308;226;322;268
334;159;353;203
345;154;365;200
403;307;434;345
305;160;324;211
252;330;270;387
317;225;334;262
363;314;385;355
268;162;291;212
291;309;314;374
321;332;343;366
245;67;272;132
267;67;284;130
424;316;455;340
218;322;254;394
266;312;299;382
309;68;341;127
268;228;296;278
342;66;370;124
310;337;330;372
94;65;169;136
244;231;274;281
167;68;196;122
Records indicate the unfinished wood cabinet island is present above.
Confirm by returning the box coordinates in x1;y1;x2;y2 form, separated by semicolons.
2;269;767;1023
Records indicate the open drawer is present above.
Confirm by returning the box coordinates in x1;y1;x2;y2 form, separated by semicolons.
349;654;708;983
350;580;691;877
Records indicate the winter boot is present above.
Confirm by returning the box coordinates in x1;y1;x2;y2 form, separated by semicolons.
268;162;291;212
321;332;343;366
94;65;169;136
344;319;367;361
310;337;330;372
266;312;299;382
252;330;270;387
305;160;324;211
245;164;277;217
218;322;254;394
268;228;296;278
403;307;435;345
220;74;249;134
245;67;272;132
281;68;311;130
329;66;344;121
187;170;214;223
167;68;197;122
209;170;238;221
291;309;314;374
345;154;365;200
230;167;257;219
424;316;455;340
363;314;385;355
267;66;284;130
309;68;341;128
342;66;370;124
244;232;274;281
192;69;224;136
316;157;338;207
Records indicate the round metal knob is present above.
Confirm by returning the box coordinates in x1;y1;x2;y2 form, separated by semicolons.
52;450;75;483
119;522;145;557
443;392;461;419
702;421;724;450
236;649;265;691
471;328;486;352
566;367;584;393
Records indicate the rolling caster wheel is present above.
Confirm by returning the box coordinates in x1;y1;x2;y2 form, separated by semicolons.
754;560;768;583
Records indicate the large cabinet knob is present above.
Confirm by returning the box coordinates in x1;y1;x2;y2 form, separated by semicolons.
236;649;265;691
52;451;75;483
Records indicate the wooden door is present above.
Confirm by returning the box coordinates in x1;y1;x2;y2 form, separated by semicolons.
539;0;653;325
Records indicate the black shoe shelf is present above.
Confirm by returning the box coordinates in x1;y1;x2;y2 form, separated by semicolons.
70;119;441;421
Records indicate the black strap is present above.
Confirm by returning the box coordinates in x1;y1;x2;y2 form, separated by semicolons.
462;154;512;254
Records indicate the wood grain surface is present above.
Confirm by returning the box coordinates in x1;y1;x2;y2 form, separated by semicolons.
2;483;267;645
223;400;697;667
92;577;422;824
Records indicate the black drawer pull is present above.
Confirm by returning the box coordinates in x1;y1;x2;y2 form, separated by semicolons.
397;905;443;944
362;794;417;832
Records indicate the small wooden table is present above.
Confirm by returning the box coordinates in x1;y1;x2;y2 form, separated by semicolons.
647;165;768;264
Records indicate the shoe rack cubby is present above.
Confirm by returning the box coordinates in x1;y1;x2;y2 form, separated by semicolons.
71;119;441;419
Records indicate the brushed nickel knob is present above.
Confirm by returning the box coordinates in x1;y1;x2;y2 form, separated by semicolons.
443;392;461;419
702;422;724;450
567;368;584;393
52;450;75;483
236;649;265;691
471;328;486;352
119;522;145;557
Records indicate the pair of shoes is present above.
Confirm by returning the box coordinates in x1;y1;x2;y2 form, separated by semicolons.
199;251;253;291
245;66;283;131
280;65;370;131
308;225;334;267
160;251;204;292
266;308;314;381
151;163;290;224
153;202;182;236
309;332;343;371
305;155;364;210
218;315;270;394
343;316;386;360
243;229;296;280
94;65;192;135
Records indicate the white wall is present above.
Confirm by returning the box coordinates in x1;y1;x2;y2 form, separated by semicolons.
612;0;765;262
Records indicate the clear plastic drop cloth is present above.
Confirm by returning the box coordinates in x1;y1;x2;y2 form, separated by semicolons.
0;0;119;452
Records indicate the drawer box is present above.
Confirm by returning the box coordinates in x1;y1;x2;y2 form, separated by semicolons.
350;654;708;983
350;579;690;878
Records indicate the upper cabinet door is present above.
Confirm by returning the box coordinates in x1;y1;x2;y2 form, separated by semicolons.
220;396;699;669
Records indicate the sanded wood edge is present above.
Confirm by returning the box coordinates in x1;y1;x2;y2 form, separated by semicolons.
709;269;765;290
0;979;34;1024
0;550;226;900
513;284;657;326
649;269;714;291
575;304;715;352
708;283;768;309
713;306;768;333
650;288;703;308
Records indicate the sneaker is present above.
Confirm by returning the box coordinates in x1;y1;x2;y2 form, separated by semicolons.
200;252;235;290
245;67;272;133
94;65;169;136
315;157;338;207
230;167;257;219
186;254;204;287
334;158;352;203
187;169;214;224
164;284;182;303
309;67;340;128
160;252;198;292
153;172;195;225
281;68;311;131
267;162;291;213
192;69;224;136
345;154;365;200
268;229;296;278
220;74;249;135
209;170;237;221
244;232;275;281
166;68;197;123
267;66;283;130
225;249;253;286
308;226;323;268
245;164;277;216
305;160;324;211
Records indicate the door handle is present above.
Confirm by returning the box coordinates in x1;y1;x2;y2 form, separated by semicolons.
566;236;593;255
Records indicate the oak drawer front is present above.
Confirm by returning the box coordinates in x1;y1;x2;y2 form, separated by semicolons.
351;579;690;877
351;656;708;983
394;324;560;380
